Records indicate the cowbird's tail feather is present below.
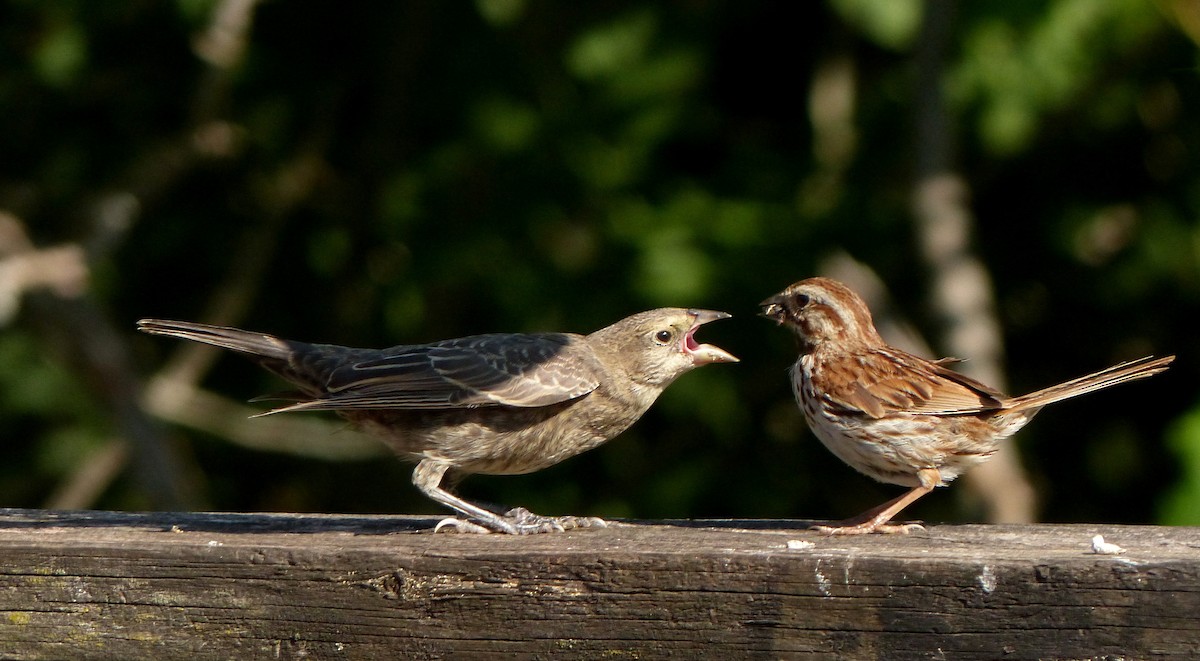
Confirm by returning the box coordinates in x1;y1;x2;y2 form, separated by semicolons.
136;319;294;361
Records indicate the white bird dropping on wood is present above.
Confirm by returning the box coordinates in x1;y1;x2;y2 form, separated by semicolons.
1091;534;1125;555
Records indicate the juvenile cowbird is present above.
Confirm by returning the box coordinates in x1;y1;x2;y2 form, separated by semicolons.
761;277;1172;534
138;309;737;533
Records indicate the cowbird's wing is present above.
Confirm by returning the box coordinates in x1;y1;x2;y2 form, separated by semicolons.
278;332;602;412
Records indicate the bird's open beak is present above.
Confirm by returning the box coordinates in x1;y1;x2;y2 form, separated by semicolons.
683;309;739;364
759;295;786;325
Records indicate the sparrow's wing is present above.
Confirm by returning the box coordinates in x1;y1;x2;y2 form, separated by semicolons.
275;332;602;412
817;348;1006;419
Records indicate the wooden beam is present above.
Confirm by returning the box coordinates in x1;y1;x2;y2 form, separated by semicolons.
0;509;1196;658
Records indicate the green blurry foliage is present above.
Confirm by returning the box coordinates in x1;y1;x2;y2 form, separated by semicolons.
829;0;922;50
32;21;87;87
1162;406;1200;524
1;1;1198;526
0;332;107;493
951;0;1163;155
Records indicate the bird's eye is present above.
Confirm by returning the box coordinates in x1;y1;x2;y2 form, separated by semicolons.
795;293;811;307
654;330;674;344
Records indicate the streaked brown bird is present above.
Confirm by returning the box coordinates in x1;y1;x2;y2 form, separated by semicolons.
761;277;1173;535
138;309;737;534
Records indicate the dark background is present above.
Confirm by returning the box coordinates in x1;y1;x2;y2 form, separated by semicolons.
3;0;1200;526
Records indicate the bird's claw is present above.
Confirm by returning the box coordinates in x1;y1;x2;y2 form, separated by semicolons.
433;517;494;534
504;507;608;534
431;510;608;535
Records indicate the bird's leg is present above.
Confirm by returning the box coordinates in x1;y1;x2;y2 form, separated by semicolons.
812;468;939;535
413;459;517;534
412;460;605;534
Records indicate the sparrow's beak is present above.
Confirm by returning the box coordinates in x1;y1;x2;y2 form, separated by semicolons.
683;309;738;364
759;295;786;324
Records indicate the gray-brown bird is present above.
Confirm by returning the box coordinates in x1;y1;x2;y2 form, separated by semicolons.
138;309;737;534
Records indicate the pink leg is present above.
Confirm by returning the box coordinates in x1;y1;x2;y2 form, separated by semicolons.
812;468;940;535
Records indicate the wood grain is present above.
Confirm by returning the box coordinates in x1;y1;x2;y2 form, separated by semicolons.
0;509;1196;659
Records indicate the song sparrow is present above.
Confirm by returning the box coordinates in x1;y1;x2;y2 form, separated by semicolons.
139;309;737;534
761;277;1173;534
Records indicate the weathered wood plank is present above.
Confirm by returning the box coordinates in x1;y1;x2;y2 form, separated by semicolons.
0;509;1196;659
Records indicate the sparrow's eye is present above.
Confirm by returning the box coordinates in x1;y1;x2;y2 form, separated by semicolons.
795;293;811;307
654;330;674;344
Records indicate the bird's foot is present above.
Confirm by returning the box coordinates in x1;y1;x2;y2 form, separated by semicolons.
430;510;608;535
810;521;926;535
503;507;608;534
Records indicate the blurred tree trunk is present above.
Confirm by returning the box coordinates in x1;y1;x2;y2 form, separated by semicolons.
911;0;1038;523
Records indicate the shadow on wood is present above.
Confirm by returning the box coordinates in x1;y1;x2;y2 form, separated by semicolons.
0;508;1196;659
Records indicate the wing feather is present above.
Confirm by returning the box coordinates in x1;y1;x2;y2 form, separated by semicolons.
817;348;1006;419
272;332;601;413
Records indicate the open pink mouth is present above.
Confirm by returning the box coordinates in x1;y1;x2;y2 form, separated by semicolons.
678;309;737;364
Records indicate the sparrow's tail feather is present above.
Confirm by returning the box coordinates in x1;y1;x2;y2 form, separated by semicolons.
1008;355;1174;412
136;319;294;361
